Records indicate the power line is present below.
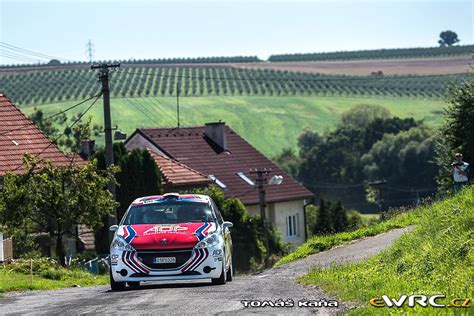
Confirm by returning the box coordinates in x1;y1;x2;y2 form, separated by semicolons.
0;52;41;63
0;93;102;137
0;42;73;62
12;93;102;171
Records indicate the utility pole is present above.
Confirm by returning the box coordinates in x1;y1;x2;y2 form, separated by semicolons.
368;179;387;213
91;63;120;242
86;40;94;64
250;168;271;220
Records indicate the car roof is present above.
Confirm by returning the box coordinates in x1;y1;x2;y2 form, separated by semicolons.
131;193;211;206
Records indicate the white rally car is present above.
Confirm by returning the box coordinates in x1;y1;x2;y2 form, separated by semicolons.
109;193;233;290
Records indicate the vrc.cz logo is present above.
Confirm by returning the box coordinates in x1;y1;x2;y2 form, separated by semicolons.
370;295;471;308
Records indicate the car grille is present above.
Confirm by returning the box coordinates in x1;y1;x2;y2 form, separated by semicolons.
136;249;193;270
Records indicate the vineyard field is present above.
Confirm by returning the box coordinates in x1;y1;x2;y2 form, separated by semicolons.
1;66;470;106
21;96;447;157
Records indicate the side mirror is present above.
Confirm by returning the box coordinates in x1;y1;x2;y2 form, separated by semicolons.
109;225;118;232
222;221;233;228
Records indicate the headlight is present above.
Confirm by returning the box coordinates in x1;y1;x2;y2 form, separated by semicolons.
111;235;135;251
195;232;221;249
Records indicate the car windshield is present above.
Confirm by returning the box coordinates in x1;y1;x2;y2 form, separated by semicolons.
122;201;215;225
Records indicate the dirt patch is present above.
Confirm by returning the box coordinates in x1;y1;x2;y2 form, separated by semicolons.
230;55;473;76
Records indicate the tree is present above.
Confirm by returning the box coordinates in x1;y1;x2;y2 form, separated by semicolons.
331;201;348;233
29;108;65;137
48;59;61;65
438;30;460;47
29;110;102;152
0;156;118;265
297;129;323;159
273;148;300;179
362;126;438;207
436;81;474;192
339;104;390;129
313;199;333;235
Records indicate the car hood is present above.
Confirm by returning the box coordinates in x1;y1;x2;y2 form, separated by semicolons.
117;222;216;250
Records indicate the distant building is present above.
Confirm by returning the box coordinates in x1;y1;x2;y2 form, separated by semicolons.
125;122;313;246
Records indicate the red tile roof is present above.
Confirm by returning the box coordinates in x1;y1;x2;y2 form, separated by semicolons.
147;149;211;188
129;125;313;205
0;94;73;176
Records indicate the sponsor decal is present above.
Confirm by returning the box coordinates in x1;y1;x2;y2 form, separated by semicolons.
123;226;137;243
143;224;188;236
369;295;471;308
194;222;212;241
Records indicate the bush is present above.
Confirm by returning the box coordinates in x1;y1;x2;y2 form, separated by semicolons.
346;210;364;231
39;268;64;280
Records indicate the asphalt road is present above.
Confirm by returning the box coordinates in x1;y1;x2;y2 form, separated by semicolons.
0;227;412;315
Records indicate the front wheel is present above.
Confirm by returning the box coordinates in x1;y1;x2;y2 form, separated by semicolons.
211;261;226;285
110;271;126;291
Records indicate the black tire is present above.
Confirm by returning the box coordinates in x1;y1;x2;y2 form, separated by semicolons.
226;259;233;282
211;261;226;285
110;271;126;291
127;281;140;288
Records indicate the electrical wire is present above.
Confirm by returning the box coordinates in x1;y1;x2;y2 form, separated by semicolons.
0;42;73;62
0;93;102;137
12;93;102;171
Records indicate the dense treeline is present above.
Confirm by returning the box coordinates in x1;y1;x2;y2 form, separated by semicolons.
268;44;474;62
0;56;261;69
1;66;469;105
275;104;439;212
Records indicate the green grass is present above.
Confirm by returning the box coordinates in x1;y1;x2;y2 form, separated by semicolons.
0;265;108;294
276;209;420;266
299;187;474;314
21;96;447;157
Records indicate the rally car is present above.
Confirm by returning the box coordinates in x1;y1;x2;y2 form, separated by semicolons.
109;193;233;291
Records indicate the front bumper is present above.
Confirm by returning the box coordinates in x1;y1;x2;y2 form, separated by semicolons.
110;246;224;282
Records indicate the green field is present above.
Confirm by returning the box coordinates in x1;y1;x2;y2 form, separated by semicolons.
22;96;448;157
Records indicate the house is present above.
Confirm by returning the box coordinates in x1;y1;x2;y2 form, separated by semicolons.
125;122;314;246
0;93;89;257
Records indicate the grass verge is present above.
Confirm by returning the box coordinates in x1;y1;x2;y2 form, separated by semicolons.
300;186;473;314
275;208;420;266
0;262;108;294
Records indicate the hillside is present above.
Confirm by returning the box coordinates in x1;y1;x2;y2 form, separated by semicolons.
300;186;474;314
0;66;469;106
268;44;474;62
21;96;447;157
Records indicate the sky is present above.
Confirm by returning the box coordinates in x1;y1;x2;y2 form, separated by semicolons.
0;0;472;64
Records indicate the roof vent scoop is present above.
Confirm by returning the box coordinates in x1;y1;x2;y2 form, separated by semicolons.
205;122;227;151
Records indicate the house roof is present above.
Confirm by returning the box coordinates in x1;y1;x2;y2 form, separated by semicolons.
147;149;211;187
129;125;313;205
0;94;73;176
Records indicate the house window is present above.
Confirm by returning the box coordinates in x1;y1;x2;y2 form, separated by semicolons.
286;214;299;237
236;172;255;186
208;175;227;189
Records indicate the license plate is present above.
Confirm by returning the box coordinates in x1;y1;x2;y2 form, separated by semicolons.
153;257;176;264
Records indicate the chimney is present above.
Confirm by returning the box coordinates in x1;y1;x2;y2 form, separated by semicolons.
80;139;96;160
205;122;227;150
